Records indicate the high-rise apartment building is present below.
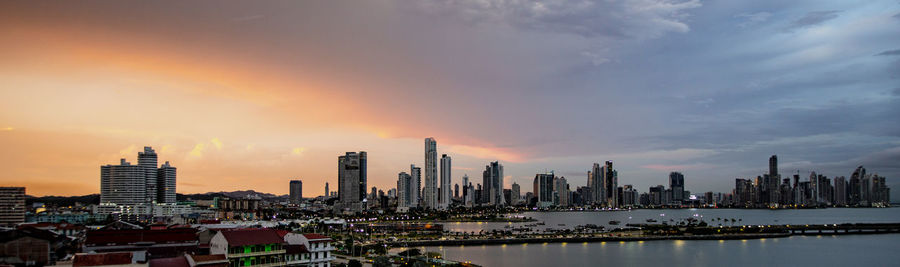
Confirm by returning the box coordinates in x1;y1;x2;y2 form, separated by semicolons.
138;147;158;203
533;172;554;208
439;154;452;210
157;161;176;203
289;180;303;204
101;146;177;206
397;172;413;208
410;165;421;208
482;161;505;206
0;187;25;225
424;138;438;209
554;176;569;207
510;182;521;206
101;159;148;205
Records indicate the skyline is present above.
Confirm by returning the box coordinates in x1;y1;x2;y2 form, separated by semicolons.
2;1;900;197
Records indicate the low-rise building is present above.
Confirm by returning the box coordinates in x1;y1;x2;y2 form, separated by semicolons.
283;233;333;267
209;228;285;267
83;228;199;260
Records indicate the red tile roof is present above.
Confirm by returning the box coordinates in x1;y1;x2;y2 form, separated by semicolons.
85;229;198;246
220;229;284;247
72;252;133;266
285;244;309;254
148;256;189;267
189;254;227;262
302;233;332;242
274;230;290;238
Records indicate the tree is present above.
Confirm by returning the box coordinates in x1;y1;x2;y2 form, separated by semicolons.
348;260;362;267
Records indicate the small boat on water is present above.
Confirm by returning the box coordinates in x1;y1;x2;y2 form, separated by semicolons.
609;220;620;225
646;219;658;222
558;224;566;226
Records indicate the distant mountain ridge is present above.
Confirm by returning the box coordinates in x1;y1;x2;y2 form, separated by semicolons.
26;190;287;206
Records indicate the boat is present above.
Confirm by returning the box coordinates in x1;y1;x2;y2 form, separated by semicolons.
608;220;620;225
646;219;658;223
558;224;566;226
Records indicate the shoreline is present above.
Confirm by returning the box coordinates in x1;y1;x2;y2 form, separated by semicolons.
388;228;900;247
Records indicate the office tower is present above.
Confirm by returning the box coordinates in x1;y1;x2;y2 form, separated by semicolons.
424;138;438;209
0;187;25;225
439;154;452;209
849;166;865;205
533;172;554;207
338;151;367;208
462;174;472;205
482;161;505;206
157;161;177;203
622;185;637;207
669;172;685;205
554;176;569;207
397;172;412;208
833;176;847;206
767;155;781;204
101;159;147;205
454;183;460;199
590;164;602;205
511;182;521;206
410;165;421;208
325;182;329;198
138;146;158;203
649;185;665;206
769;155;778;178
871;175;889;205
602;161;618;207
289;180;303;204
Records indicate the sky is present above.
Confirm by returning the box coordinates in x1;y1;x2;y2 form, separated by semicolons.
1;0;898;198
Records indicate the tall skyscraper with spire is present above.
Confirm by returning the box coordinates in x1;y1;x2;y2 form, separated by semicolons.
424;138;438;209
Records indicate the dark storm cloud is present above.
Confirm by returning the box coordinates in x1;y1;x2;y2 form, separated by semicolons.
786;10;841;30
876;49;900;56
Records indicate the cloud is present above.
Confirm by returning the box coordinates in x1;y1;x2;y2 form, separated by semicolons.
893;88;900;96
231;14;265;23
786;10;841;31
641;163;714;171
210;138;224;150
735;12;772;28
875;49;900;56
418;0;702;40
189;143;206;157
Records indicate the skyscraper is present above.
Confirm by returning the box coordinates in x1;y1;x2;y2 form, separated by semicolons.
482;161;504;206
101;147;176;206
533;172;554;208
338;151;367;210
554;176;569;207
101;159;146;205
289;180;303;204
590;164;602;205
510;182;520;206
138;146;158;203
325;182;329;198
669;172;685;205
410;165;421;208
424;138;438;209
439;154;452;210
602;161;618;207
157;161;177;203
397;172;413;208
0;187;25;226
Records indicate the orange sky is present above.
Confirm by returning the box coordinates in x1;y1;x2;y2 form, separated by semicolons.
0;10;526;197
